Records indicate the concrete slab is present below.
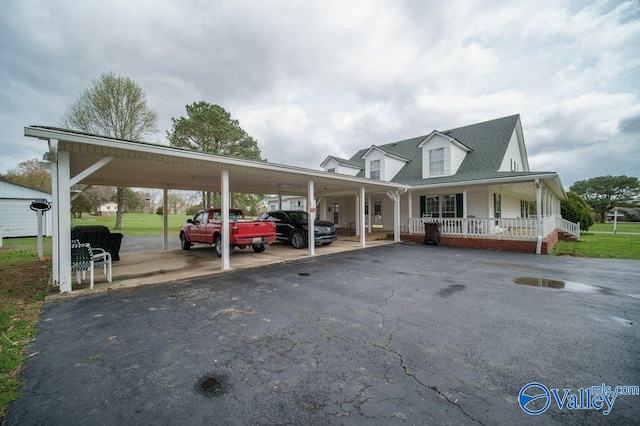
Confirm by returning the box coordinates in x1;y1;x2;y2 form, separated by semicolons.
51;236;394;298
7;244;639;424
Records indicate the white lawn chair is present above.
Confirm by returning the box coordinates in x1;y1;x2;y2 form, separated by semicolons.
71;240;112;289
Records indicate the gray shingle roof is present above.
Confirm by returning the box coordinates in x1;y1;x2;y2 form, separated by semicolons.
347;114;525;184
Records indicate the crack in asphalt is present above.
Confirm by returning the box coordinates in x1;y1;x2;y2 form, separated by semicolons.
287;304;485;425
363;338;485;426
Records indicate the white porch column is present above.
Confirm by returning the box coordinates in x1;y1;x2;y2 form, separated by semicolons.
463;189;468;218
359;186;366;247
367;194;372;233
354;193;360;236
221;169;231;270
57;150;72;293
308;180;315;256
535;179;542;255
394;190;401;242
320;198;327;222
408;190;413;226
162;186;168;250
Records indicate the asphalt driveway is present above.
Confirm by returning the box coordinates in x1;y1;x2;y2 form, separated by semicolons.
4;244;639;425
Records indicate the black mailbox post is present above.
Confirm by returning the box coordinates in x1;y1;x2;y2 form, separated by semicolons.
423;222;441;246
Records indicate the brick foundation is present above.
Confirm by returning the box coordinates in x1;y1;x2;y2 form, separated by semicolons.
399;229;561;254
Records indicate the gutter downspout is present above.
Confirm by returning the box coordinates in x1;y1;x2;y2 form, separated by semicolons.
535;179;542;255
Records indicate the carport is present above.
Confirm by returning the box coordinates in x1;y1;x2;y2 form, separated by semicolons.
25;125;407;293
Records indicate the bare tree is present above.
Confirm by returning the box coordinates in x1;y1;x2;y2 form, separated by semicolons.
60;72;158;229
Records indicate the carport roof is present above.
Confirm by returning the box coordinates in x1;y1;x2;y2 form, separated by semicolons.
25;126;406;196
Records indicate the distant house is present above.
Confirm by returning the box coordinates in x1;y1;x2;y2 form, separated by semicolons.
316;114;578;252
0;180;53;238
606;208;639;222
265;195;307;211
94;202;118;216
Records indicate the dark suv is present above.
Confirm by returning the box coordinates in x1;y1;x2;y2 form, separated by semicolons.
258;210;337;249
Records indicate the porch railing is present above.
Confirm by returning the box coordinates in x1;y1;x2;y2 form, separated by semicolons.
408;217;556;239
554;216;581;239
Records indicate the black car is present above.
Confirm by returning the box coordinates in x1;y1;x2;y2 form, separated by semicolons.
259;210;337;249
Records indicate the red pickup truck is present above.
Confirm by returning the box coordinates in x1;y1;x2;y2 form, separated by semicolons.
180;208;276;257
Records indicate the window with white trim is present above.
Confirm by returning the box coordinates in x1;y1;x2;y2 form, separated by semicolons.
429;148;444;176
370;159;380;180
442;194;456;218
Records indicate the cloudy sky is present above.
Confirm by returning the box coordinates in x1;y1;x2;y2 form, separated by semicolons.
1;0;638;188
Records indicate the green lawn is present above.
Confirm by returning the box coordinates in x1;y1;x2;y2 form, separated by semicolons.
552;232;640;259
72;212;188;236
0;238;51;419
589;222;640;233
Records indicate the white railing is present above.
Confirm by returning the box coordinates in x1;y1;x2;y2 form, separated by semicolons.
407;216;580;240
409;217;540;239
555;217;581;239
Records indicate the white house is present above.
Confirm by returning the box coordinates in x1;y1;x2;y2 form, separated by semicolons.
317;115;578;253
94;202;118;216
0;180;53;238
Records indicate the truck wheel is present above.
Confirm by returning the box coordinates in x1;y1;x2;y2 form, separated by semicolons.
214;235;222;257
252;243;266;253
180;233;191;250
290;231;306;249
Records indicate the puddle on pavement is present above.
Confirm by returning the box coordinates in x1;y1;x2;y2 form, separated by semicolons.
514;277;605;294
195;374;228;397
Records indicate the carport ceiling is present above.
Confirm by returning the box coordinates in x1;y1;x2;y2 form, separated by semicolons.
25;126;405;196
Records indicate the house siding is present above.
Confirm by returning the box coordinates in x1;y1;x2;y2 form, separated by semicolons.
451;144;467;175
384;157;406;181
337;164;361;176
322;158;338;172
499;129;523;172
466;186;488;217
323;158;362;176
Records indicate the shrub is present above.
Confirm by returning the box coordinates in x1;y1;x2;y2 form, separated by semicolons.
561;191;594;231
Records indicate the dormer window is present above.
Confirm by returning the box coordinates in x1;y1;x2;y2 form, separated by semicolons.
327;168;335;173
429;148;444;176
370;160;380;180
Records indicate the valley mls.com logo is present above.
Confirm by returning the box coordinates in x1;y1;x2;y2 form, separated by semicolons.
518;382;639;416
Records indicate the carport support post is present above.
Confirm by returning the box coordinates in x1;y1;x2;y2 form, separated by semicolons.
57;150;72;292
49;140;59;286
307;180;315;256
162;186;168;250
359;186;366;247
221;169;231;269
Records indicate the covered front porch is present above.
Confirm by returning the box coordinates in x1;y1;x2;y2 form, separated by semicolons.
326;176;580;254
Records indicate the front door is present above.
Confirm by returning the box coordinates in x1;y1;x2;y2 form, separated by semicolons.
333;202;339;225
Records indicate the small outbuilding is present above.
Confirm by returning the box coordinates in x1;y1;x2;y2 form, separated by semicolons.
0;179;53;238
